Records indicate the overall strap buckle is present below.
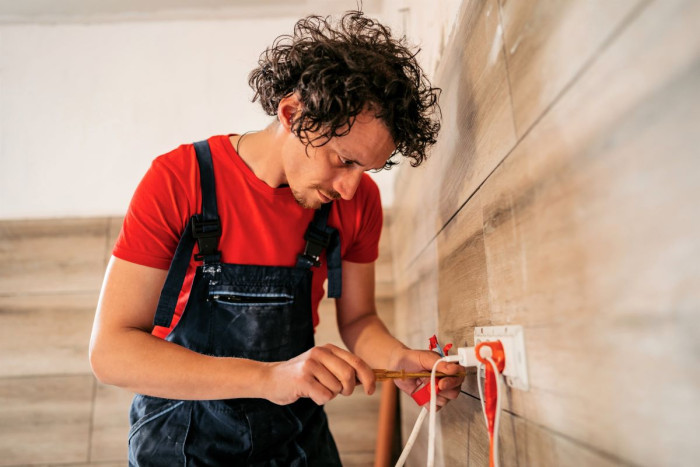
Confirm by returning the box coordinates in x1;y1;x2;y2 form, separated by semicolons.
298;224;331;267
191;214;221;262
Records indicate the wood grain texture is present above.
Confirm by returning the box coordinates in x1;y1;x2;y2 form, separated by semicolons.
0;293;97;377
325;387;381;464
393;0;700;465
0;375;94;466
391;0;517;274
106;216;124;264
435;395;627;467
0;218;109;295
392;241;439;351
90;383;133;463
498;0;644;137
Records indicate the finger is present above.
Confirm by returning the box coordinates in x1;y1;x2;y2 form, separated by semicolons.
436;387;461;401
309;345;360;396
306;379;336;406
438;362;463;375
394;378;421;396
438;376;464;391
416;349;441;372
304;354;345;397
324;344;375;395
435;395;450;410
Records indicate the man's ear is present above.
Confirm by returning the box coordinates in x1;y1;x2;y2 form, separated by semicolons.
277;94;302;132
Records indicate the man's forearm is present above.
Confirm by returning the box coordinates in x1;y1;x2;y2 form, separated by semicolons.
90;328;272;400
338;311;408;370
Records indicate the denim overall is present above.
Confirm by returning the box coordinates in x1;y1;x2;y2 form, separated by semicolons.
128;141;343;466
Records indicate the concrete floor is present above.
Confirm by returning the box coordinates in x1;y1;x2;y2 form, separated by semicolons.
0;217;392;466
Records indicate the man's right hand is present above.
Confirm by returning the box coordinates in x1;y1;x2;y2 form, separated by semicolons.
262;343;376;406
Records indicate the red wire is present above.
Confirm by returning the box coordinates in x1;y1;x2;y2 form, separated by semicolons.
476;342;506;467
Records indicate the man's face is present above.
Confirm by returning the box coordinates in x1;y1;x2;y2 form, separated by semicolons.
281;112;396;209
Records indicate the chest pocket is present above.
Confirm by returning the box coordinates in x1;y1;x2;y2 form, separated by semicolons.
206;282;310;361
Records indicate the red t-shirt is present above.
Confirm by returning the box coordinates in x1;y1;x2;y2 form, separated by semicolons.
113;134;383;338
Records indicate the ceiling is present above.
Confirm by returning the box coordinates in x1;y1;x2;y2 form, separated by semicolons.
0;0;383;24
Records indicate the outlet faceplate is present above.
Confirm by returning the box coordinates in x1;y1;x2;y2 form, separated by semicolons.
474;325;529;391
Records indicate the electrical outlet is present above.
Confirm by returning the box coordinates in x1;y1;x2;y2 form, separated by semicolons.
474;325;529;391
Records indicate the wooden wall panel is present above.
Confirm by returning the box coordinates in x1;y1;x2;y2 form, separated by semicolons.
401;392;627;467
393;0;700;465
498;0;644;137
437;396;625;467
393;242;439;349
0;218;109;295
391;0;516;274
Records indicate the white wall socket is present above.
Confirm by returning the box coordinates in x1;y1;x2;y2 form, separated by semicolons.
474;325;530;391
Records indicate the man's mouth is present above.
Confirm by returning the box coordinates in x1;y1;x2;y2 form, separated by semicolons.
317;190;332;203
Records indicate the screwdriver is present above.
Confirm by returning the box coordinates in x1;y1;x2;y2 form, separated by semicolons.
373;369;466;381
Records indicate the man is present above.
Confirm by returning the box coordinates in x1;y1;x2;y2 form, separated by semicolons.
90;10;462;466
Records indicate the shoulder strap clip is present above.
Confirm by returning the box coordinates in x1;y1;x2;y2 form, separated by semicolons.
191;214;221;262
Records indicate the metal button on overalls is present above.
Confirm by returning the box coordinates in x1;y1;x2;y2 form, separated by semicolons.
128;140;343;466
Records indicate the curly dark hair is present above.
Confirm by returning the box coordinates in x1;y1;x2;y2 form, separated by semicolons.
248;10;441;168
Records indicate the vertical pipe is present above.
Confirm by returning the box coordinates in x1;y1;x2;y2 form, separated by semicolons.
374;380;398;467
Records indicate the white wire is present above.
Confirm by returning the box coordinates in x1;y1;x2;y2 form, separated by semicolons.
393;354;461;467
394;407;427;467
484;356;503;467
476;362;488;427
427;355;460;467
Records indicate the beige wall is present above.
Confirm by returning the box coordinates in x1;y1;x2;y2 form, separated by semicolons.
0;3;396;220
391;0;700;465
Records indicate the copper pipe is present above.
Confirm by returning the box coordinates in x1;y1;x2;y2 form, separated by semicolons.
374;380;398;467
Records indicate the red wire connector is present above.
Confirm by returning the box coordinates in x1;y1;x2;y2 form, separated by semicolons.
476;341;506;467
411;335;453;406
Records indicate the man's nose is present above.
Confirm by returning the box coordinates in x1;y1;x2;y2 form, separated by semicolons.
333;169;364;201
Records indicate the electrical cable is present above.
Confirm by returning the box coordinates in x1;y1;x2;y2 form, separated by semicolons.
484;356;503;467
394;407;427;467
392;341;507;465
427;355;460;467
394;354;460;467
476;361;489;427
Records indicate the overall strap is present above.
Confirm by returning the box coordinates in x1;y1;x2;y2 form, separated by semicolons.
153;140;221;328
191;140;222;262
296;203;342;298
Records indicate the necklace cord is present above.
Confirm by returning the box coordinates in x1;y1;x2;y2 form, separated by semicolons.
235;131;255;155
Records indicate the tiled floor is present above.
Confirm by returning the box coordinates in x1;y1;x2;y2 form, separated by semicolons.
0;217;394;466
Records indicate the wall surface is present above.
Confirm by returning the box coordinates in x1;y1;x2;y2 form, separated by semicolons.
0;3;401;219
0;16;293;218
391;0;700;465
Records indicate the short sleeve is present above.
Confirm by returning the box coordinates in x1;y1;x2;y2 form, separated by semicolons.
112;145;198;270
342;174;383;263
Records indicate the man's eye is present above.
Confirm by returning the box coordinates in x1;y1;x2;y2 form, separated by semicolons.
339;156;354;166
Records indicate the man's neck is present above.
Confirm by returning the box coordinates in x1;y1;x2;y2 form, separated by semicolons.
232;123;288;188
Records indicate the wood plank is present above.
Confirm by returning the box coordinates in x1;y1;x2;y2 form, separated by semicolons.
325;386;382;459
393;241;440;351
0;218;109;295
475;7;700;463
498;0;644;137
90;383;133;463
399;394;626;466
391;0;517;273
441;395;626;467
0;293;97;377
0;375;94;466
394;0;700;465
105;216;124;264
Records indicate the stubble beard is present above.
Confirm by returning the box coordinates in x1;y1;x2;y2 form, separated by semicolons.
291;185;340;210
291;188;320;209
